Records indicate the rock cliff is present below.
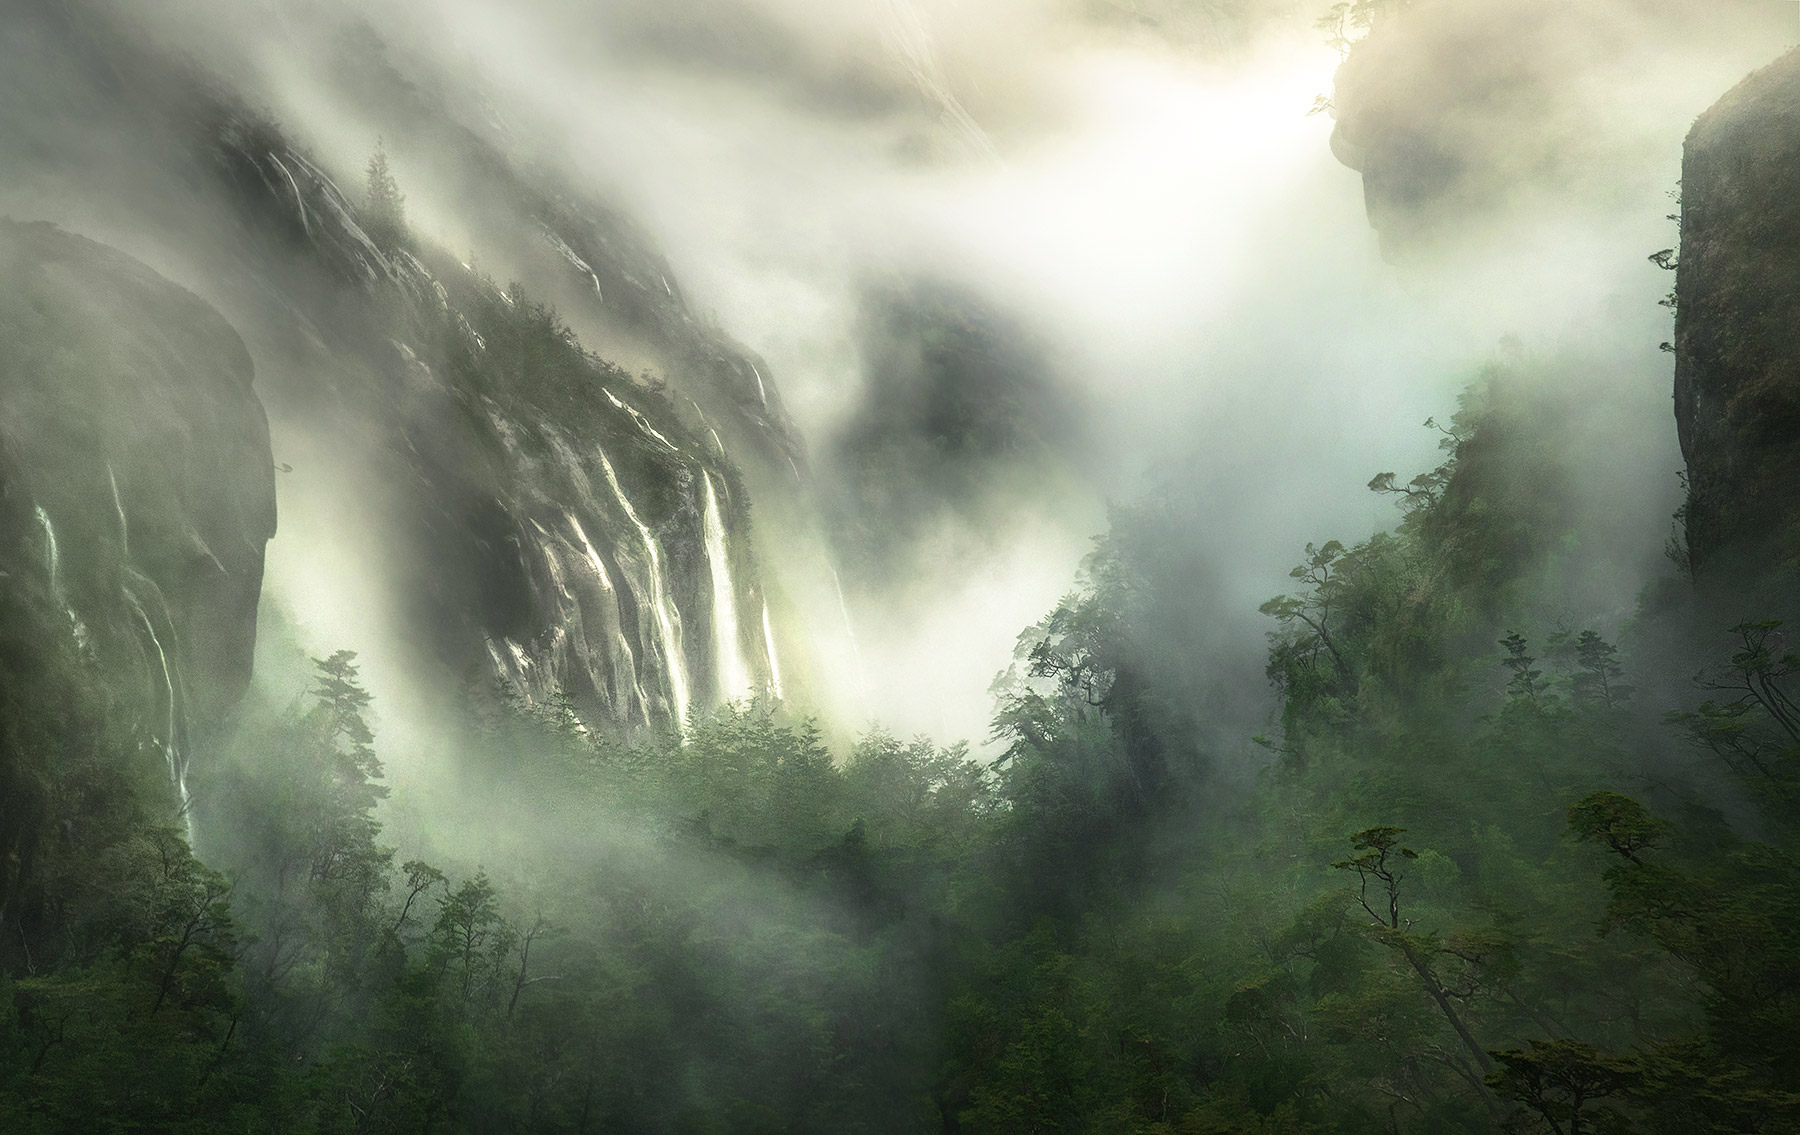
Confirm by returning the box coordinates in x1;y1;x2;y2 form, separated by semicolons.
1673;48;1800;581
0;1;796;736
200;102;783;729
0;220;277;818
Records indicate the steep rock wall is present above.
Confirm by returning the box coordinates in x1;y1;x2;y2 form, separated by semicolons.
1673;48;1800;580
201;103;781;731
0;219;277;816
1;0;797;734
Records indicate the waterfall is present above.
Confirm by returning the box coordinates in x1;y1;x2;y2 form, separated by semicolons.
529;521;597;712
750;362;769;406
267;152;314;239
123;582;193;844
830;565;871;704
107;464;129;555
762;601;784;701
682;396;729;457
567;513;653;723
112;474;191;840
35;506;87;641
595;451;691;730
483;637;517;690
34;505;61;597
602;389;679;452
702;473;753;704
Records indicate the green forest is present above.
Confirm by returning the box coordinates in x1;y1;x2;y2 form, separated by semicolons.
3;366;1795;1134
5;0;1800;1130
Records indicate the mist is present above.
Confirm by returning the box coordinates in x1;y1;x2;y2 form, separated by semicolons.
28;0;1764;753
4;0;1799;1129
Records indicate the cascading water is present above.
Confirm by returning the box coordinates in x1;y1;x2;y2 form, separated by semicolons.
107;464;129;555
830;565;871;705
526;520;586;706
595;450;692;730
124;582;194;845
602;389;679;452
762;601;784;701
34;505;88;643
702;473;753;704
483;636;517;689
111;473;191;842
568;513;653;723
34;505;60;595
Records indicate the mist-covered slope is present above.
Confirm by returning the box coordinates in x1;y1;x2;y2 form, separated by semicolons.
0;0;799;734
206;101;781;728
314;21;811;501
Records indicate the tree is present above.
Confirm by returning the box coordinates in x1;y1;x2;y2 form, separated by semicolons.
431;872;514;1014
1333;827;1502;1111
362;140;406;249
1571;631;1631;710
1666;620;1800;817
1500;631;1549;708
1487;1040;1635;1135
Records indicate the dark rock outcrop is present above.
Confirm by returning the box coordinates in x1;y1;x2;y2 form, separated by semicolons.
829;279;1087;584
1673;48;1800;580
0;219;277;800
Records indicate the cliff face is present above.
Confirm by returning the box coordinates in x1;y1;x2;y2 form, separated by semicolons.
0;0;795;735
200;105;782;730
0;220;277;813
317;26;810;504
1674;49;1800;580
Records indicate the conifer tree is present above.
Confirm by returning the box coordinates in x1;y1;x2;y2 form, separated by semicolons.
362;140;406;248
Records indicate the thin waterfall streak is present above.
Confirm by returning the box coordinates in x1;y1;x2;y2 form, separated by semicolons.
124;584;193;844
602;388;679;452
596;451;691;730
484;636;514;689
267;151;314;239
881;0;1001;165
702;473;752;703
34;506;60;597
762;601;784;701
533;528;597;705
829;566;870;705
107;464;129;555
34;506;85;642
568;513;653;724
